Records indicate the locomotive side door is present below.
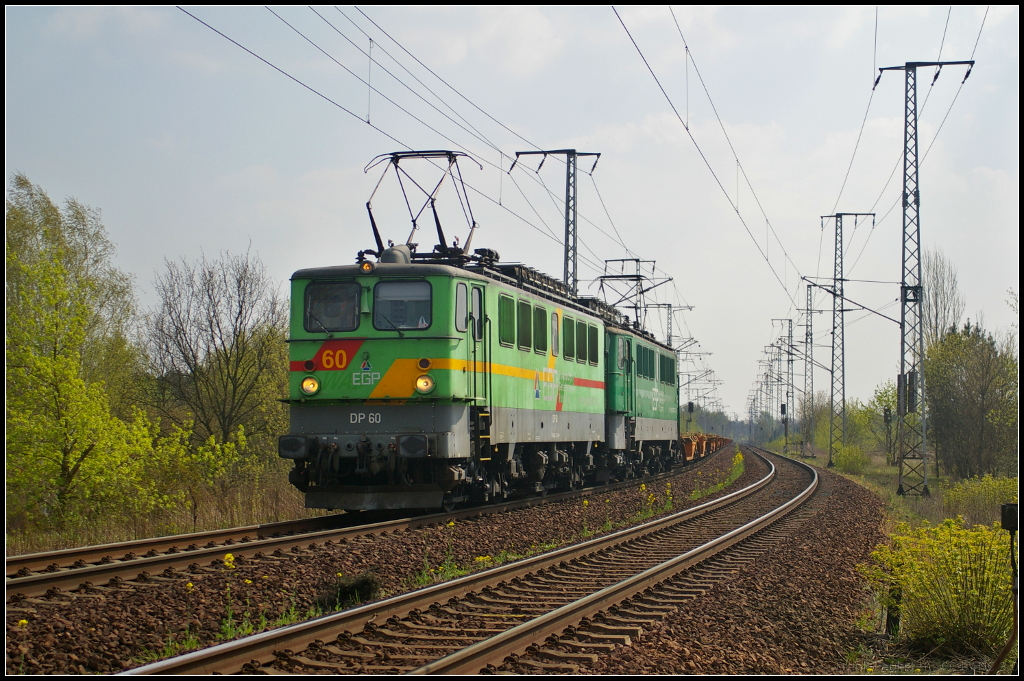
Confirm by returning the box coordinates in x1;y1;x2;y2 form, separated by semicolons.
622;336;634;414
469;285;486;401
467;284;491;460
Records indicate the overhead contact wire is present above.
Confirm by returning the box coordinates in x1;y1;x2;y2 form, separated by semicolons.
615;6;797;308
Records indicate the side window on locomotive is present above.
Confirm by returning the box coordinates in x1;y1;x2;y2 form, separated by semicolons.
550;312;559;357
471;287;483;341
517;300;532;350
498;295;514;346
374;280;432;330
533;306;547;354
305;281;361;333
575;319;587;363
588;325;599;366
617;336;628;370
455;283;468;333
563;316;575;360
659;353;676;385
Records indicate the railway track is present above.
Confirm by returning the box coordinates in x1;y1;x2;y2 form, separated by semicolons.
6;452;722;601
123;448;816;675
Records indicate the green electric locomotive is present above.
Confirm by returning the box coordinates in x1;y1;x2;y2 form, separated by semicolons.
279;151;683;510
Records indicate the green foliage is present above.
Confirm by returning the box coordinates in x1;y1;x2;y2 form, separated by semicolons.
866;381;898;465
925;322;1018;478
5;175;164;530
6;174;305;551
690;451;745;500
862;519;1016;657
942;476;1018;528
833;444;869;475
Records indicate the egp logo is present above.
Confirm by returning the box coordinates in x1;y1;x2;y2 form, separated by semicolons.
353;372;381;385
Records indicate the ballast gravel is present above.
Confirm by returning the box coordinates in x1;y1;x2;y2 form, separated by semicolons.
6;450;757;675
579;465;886;675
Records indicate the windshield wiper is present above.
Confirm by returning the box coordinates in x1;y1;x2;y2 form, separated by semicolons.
307;311;333;337
379;314;404;337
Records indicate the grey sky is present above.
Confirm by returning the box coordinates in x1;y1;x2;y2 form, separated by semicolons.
5;6;1018;416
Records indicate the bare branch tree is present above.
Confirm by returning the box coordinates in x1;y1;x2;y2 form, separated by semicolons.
149;249;285;443
922;247;965;350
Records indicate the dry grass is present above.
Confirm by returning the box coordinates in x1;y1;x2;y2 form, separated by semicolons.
6;476;321;556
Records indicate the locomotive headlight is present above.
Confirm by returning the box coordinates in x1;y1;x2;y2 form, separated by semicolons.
301;376;321;395
359;261;375;273
414;374;435;393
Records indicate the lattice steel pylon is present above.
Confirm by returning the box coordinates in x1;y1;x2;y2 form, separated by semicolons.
804;284;814;456
511;150;600;296
829;213;844;468
878;60;973;496
823;213;874;468
786;319;794;456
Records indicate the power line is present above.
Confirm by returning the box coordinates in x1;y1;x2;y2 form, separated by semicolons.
311;7;501;154
353;5;542;153
178;7;571;253
346;7;699;316
667;6;804;293
846;7;988;278
614;6;797;308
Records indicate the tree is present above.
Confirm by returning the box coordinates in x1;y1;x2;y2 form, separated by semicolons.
925;322;1018;478
866;381;898;466
5;175;159;527
5;173;142;418
149;250;286;445
922;247;965;350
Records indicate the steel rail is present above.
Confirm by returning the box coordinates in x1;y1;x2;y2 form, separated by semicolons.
412;451;817;674
6;514;350;576
7;449;727;600
121;449;769;676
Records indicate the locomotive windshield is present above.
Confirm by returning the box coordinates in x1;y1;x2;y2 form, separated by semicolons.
374;280;432;330
304;281;361;332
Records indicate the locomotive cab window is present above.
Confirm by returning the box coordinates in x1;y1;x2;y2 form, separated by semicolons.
374;280;431;330
304;281;361;333
455;283;468;333
471;287;483;340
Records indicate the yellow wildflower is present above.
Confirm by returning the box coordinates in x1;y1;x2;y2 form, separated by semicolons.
17;619;28;628
186;582;194;591
446;521;455;528
336;572;344;577
244;579;252;584
583;500;589;507
223;553;236;569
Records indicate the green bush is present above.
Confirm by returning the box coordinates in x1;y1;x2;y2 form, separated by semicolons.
862;518;1017;657
942;475;1018;528
834;444;869;474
